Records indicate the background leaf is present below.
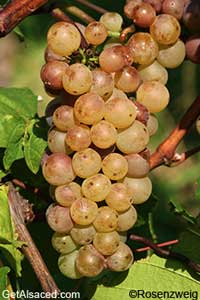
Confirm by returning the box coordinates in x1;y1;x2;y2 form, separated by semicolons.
0;266;10;300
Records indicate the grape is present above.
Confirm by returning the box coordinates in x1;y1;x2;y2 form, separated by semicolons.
76;245;105;277
196;116;200;134
185;35;200;64
182;0;200;33
74;92;105;125
157;39;186;69
125;153;150;178
117;205;137;231
119;231;128;243
40;61;68;91
150;14;181;45
117;120;149;154
105;183;132;212
162;0;184;19
99;45;133;73
104;98;137;129
132;2;156;28
70;197;98;226
136;81;170;113
48;128;73;155
55;182;82;207
91;68;114;100
65;125;91;151
82;174;111;202
108;87;128;101
124;0;142;19
91;120;117;149
134;101;149;125
58;250;82;279
52;105;76;132
85;21;108;45
93;206;118;233
70;224;96;245
114;66;141;93
44;46;65;62
138;60;168;85
147;114;159;136
42;153;75;186
93;231;120;256
102;153;128;180
52;232;78;254
100;12;123;32
47;22;81;56
123;176;152;204
127;32;159;65
46;204;74;233
107;242;133;272
144;0;162;12
62;63;93;95
72;148;102;178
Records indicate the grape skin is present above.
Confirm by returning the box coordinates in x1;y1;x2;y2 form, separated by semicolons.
93;231;120;256
123;176;152;204
53;105;76;132
93;206;118;233
46;204;74;233
125;153;150;178
55;182;82;207
100;12;123;32
91;120;117;149
70;224;96;245
102;153;128;180
52;232;78;254
65;125;91;151
70;197;98;226
91;68;114;100
58;250;82;279
48;128;73;155
147;114;159;136
132;2;156;28
105;183;133;212
117;206;137;231
85;21;108;45
138;60;168;85
82;174;111;202
114;66;141;93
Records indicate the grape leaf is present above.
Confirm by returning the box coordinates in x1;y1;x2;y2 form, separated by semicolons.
0;185;24;276
169;198;195;224
195;178;200;201
83;255;200;300
0;266;10;300
3;120;26;170
13;26;25;41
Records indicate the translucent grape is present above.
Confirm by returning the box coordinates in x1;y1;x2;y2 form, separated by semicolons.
117;206;137;231
185;35;200;64
42;153;75;186
147;114;159;136
53;105;76;131
62;63;93;95
99;45;133;73
123;176;152;204
74;92;105;125
107;242;133;272
48;128;73;155
104;98;137;129
150;14;181;45
82;174;111;202
93;206;118;233
58;250;82;279
127;32;159;65
157;39;186;69
52;232;78;254
91;68;114;100
114;66;141;93
124;0;143;19
102;153;128;180
100;12;123;32
108;87;128;101
65;125;91;151
47;22;81;56
136;81;170;113
72;148;102;178
116;120;149;154
125;153;150;178
93;231;120;256
91;120;117;149
55;182;82;207
105;183;132;212
44;46;65;62
40;61;68;91
46;204;74;233
132;2;156;28
70;224;96;245
76;245;105;277
138;60;168;85
162;0;184;19
70;197;98;226
85;21;108;45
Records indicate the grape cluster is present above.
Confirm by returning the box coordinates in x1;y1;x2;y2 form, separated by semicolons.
41;0;199;279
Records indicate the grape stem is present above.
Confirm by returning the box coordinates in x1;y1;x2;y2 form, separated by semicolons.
8;183;60;295
66;5;95;24
130;234;200;273
73;0;108;14
150;96;200;170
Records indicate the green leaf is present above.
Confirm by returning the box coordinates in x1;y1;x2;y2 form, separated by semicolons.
0;185;24;276
195;178;200;201
169;198;195;224
24;122;47;174
0;266;10;300
3;120;26;170
0;170;7;180
13;26;25;41
84;255;200;300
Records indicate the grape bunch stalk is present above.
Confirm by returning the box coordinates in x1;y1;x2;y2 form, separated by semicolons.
40;0;200;279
